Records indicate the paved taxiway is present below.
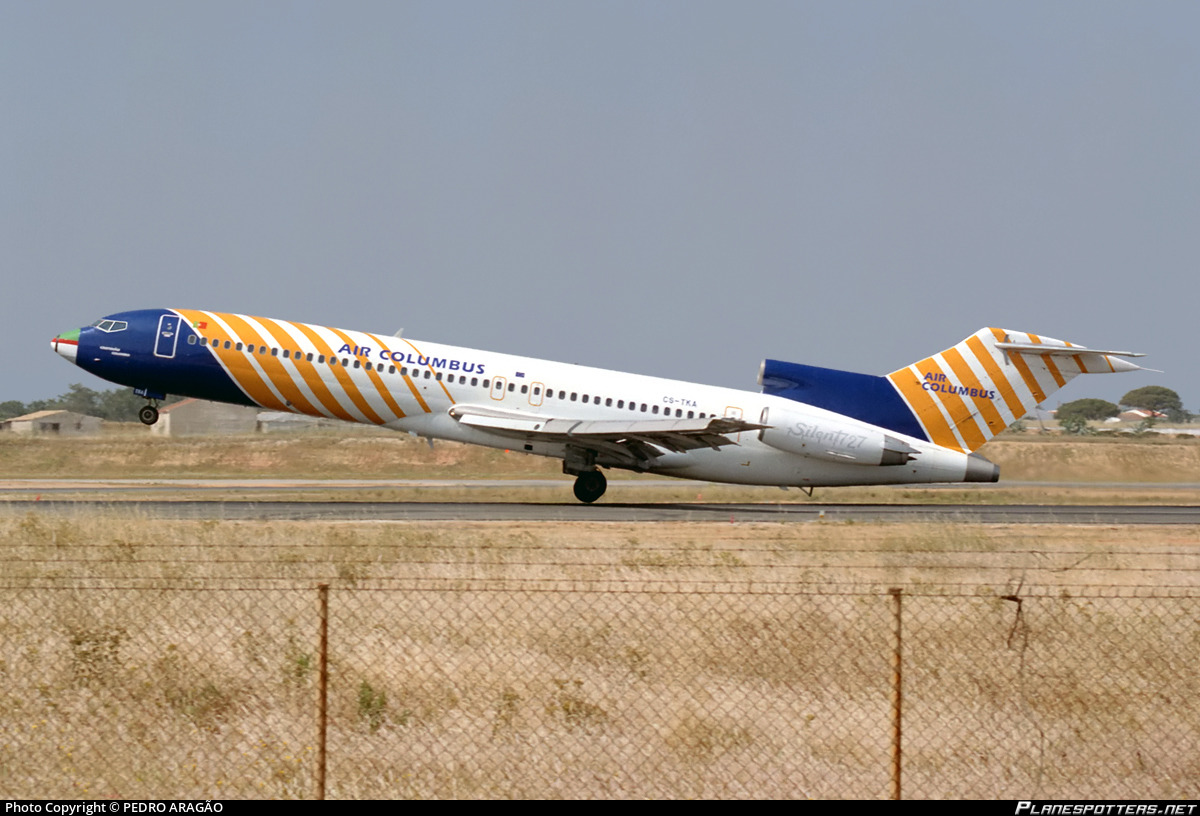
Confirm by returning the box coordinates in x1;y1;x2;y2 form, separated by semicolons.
3;499;1199;524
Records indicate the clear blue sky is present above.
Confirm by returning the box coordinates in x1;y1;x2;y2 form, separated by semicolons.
4;2;1196;411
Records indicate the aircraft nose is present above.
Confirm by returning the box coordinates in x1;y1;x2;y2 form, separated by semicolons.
51;328;80;364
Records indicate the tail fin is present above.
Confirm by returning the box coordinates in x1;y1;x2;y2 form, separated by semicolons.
886;328;1148;452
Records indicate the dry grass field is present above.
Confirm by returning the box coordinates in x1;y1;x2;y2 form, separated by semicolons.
1;511;1198;798
1;431;1197;798
0;427;1198;481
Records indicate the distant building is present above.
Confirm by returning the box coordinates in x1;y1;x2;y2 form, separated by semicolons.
1115;409;1167;423
150;398;259;437
1;409;102;436
256;411;345;433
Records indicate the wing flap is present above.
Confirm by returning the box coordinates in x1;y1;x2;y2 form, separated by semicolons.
448;404;765;463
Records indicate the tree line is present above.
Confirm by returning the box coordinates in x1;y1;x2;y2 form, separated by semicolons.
0;384;160;423
1056;386;1191;429
2;383;1190;429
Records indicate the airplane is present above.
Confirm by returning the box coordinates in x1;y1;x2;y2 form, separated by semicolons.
51;309;1149;502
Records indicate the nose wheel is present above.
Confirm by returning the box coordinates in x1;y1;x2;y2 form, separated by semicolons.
138;404;159;426
572;470;607;504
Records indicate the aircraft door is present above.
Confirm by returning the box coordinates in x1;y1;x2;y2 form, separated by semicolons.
724;405;744;442
490;376;507;401
529;382;545;407
154;314;181;359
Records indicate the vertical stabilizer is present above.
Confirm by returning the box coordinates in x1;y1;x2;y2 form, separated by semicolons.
885;328;1147;453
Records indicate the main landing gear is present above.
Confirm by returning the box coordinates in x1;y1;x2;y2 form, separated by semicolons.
572;470;607;504
565;446;607;503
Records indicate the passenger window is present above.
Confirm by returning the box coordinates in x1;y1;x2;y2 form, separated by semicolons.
482;379;490;389
507;382;515;392
389;365;396;374
594;396;600;405
570;393;577;402
617;400;624;409
471;378;478;387
424;370;431;379
306;353;313;362
640;404;647;412
534;387;541;396
187;336;196;345
687;411;694;419
281;349;289;358
653;405;660;414
436;372;443;380
605;398;612;407
235;342;243;351
317;355;325;364
559;391;566;400
272;348;279;357
520;385;528;394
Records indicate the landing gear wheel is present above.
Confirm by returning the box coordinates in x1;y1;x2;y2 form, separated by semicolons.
138;405;159;426
573;470;607;504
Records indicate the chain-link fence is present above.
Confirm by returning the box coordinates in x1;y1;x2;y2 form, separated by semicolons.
2;581;1197;798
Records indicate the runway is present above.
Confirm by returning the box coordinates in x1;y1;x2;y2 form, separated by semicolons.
3;498;1200;524
2;477;1198;524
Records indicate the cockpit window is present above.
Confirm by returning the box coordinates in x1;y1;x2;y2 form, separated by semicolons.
90;319;129;333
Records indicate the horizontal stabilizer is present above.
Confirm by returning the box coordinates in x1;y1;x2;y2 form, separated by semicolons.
994;341;1145;358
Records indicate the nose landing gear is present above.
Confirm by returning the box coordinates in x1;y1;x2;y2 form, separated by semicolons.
133;388;166;426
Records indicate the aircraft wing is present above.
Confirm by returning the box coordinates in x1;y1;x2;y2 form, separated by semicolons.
448;404;766;469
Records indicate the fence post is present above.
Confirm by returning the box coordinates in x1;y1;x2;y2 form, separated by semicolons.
316;583;329;800
889;587;903;800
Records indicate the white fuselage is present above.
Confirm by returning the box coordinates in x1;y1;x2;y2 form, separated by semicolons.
370;338;982;487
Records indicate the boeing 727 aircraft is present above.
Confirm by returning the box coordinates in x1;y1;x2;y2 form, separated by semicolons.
51;309;1148;502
